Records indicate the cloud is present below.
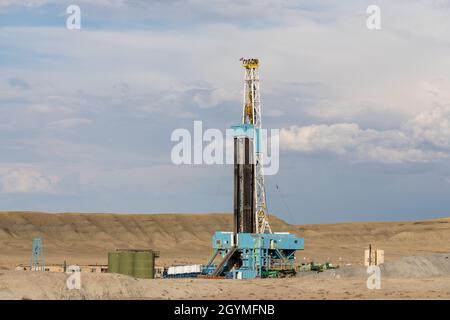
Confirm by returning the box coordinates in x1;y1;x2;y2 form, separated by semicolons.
0;1;450;220
190;88;236;109
46;118;92;130
0;168;60;193
404;104;450;149
0;0;127;8
280;105;450;163
0;0;48;7
8;77;29;90
1;0;449;126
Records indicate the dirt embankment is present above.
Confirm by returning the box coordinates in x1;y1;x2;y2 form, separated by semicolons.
0;212;449;269
1;269;450;300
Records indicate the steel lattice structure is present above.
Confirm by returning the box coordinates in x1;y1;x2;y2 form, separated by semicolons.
30;238;45;271
241;58;272;234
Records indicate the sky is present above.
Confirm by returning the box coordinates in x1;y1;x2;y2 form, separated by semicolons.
0;0;450;224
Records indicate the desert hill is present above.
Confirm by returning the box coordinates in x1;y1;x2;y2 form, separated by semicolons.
0;212;449;269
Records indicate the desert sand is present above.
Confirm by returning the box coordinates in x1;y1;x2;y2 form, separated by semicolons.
0;211;449;299
0;268;449;300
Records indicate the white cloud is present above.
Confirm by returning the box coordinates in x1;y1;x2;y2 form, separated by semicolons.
0;0;450;216
280;104;450;163
1;0;449;124
190;88;236;109
0;0;127;8
282;123;359;154
0;0;48;7
0;168;60;193
46;118;92;130
404;104;450;149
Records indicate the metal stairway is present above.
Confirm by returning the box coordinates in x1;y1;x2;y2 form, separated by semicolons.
210;246;238;277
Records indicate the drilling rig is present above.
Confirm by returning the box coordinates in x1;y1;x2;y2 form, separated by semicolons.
203;59;304;279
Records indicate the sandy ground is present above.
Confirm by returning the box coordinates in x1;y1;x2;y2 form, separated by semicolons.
1;212;450;299
0;270;449;300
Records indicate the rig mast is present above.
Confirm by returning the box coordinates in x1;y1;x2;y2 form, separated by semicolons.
241;58;271;234
203;59;303;279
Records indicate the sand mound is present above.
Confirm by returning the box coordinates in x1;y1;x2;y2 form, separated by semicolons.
381;253;450;278
298;253;450;281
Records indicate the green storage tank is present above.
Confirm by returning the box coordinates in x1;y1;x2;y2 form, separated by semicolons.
133;251;155;279
118;251;135;276
108;252;120;274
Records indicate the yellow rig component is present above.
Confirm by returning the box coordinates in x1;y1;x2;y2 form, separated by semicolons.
245;102;253;123
242;58;259;69
242;58;258;123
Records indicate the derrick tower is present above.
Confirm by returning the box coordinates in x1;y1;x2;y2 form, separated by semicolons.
203;59;303;279
240;58;271;234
